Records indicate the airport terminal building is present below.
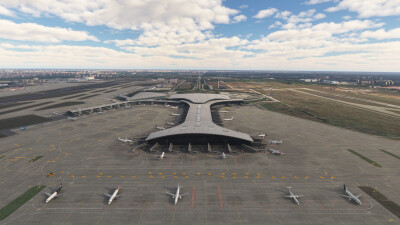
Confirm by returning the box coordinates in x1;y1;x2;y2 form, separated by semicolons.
146;93;253;145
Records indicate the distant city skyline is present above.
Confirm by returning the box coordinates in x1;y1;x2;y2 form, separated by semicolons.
0;0;400;71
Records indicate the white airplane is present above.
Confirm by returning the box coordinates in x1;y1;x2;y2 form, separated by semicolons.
67;117;76;121
171;113;180;116
269;140;283;145
167;122;176;126
118;137;132;143
258;133;266;138
267;148;285;155
52;112;59;115
166;183;188;205
104;185;121;205
45;184;63;203
220;152;228;159
157;152;167;159
341;185;362;205
171;106;178;109
284;187;303;205
224;117;233;121
157;126;166;130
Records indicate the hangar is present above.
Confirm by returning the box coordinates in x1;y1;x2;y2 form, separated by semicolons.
146;93;253;145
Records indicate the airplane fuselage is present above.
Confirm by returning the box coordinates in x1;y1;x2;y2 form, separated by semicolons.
108;187;119;204
46;192;58;203
174;187;181;204
345;189;362;205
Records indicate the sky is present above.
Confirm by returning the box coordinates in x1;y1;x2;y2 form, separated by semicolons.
0;0;400;71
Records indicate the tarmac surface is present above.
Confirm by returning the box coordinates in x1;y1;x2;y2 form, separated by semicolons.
1;104;400;224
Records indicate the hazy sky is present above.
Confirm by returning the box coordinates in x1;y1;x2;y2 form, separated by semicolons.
0;0;400;71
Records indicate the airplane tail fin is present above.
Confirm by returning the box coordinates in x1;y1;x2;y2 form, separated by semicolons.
344;184;347;191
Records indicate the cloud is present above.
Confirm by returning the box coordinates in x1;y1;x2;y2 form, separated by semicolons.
0;0;238;46
232;15;247;23
0;19;99;42
0;5;14;16
361;28;400;40
253;8;278;19
327;0;400;18
304;0;336;5
239;4;248;9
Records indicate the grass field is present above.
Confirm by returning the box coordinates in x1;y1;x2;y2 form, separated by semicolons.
0;101;33;110
380;149;400;160
259;90;400;139
104;89;117;93
348;149;381;167
62;94;86;100
35;101;84;111
359;186;400;219
0;115;52;130
0;185;46;221
0;102;53;116
78;94;100;100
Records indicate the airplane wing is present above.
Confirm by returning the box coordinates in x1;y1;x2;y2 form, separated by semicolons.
355;194;362;198
181;192;189;196
284;195;294;198
340;194;350;198
295;195;303;198
45;192;52;197
104;193;112;198
165;191;175;197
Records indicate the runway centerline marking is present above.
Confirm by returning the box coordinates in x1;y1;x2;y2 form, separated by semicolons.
191;186;196;209
218;185;224;210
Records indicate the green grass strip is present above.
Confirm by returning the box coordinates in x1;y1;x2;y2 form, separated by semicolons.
0;115;52;130
359;186;400;219
0;155;4;159
29;156;43;162
0;102;53;115
35;101;85;111
0;185;46;221
347;149;381;168
380;149;400;160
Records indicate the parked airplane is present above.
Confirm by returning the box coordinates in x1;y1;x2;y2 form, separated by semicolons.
171;106;178;109
166;183;188;204
269;140;283;145
220;152;228;159
118;137;132;143
157;152;167;159
45;184;63;203
341;185;362;205
267;148;285;155
67;117;76;121
52;112;59;115
20;126;26;130
105;185;121;204
157;126;166;130
258;133;266;138
224;117;233;121
171;113;180;116
167;122;176;126
285;187;303;205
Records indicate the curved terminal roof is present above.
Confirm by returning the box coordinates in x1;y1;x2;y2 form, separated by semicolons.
168;93;230;104
146;94;253;143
